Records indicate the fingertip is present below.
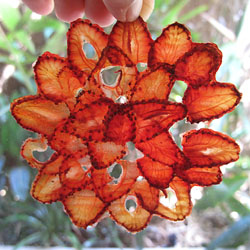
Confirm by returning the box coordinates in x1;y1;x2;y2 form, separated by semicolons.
103;0;143;22
54;0;85;22
22;0;54;15
140;0;155;21
85;0;115;27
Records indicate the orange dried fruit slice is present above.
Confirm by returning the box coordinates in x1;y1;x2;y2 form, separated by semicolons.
131;65;174;101
88;141;127;169
182;128;240;167
135;132;185;166
108;17;153;64
67;19;108;72
109;193;151;232
63;189;107;228
132;101;186;142
175;43;222;85
11;96;70;136
179;166;222;186
183;82;242;123
92;160;138;202
154;177;192;221
137;156;174;189
148;22;192;66
134;179;159;212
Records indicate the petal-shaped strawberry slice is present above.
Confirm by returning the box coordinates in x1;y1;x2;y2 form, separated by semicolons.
88;141;127;169
148;22;192;67
175;43;222;85
136;132;185;166
179;166;222;186
132;101;186;142
108;17;153;64
31;155;68;203
59;157;90;190
34;52;67;96
67;19;108;72
183;82;242;123
91;46;138;101
92;160;139;202
49;122;88;158
131;65;174;101
21;137;48;169
134;180;159;212
137;156;174;189
56;66;86;109
32;172;62;203
154;177;192;220
63;189;107;228
182;128;240;167
11;96;70;136
105;108;136;144
67;98;113;141
109;193;151;232
34;52;85;109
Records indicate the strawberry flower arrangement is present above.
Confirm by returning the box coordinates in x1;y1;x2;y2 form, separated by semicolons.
11;18;241;232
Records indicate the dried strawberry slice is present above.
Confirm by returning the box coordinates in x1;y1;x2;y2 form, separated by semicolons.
175;43;222;86
34;52;67;95
132;101;186;142
31;155;70;203
21;136;48;169
11;96;70;137
88;141;127;169
109;193;151;232
59;156;90;190
92;160;138;202
67;19;108;72
131;65;174;102
67;98;113;141
49;122;88;158
136;132;185;166
154;177;192;220
148;22;192;67
104;106;135;144
137;156;174;189
134;179;159;212
108;17;153;64
63;189;107;228
182;128;240;167
183;82;242;123
179;166;222;186
91;46;138;101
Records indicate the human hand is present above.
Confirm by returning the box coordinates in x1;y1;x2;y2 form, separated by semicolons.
22;0;154;27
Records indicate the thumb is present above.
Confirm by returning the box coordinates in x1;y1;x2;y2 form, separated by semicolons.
103;0;143;22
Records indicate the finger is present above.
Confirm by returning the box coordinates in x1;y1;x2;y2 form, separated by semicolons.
22;0;54;15
85;0;115;27
54;0;85;22
103;0;143;22
140;0;155;21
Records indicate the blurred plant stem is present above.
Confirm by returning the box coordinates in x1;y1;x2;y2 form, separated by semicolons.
0;25;34;93
135;231;144;250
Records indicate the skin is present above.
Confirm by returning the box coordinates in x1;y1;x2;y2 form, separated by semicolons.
22;0;154;27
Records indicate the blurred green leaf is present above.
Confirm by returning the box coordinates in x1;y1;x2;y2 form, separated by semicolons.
0;1;21;31
14;30;36;54
163;0;188;25
207;216;250;249
14;232;42;250
9;166;30;201
27;16;66;33
195;174;248;210
228;197;250;216
179;5;208;23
